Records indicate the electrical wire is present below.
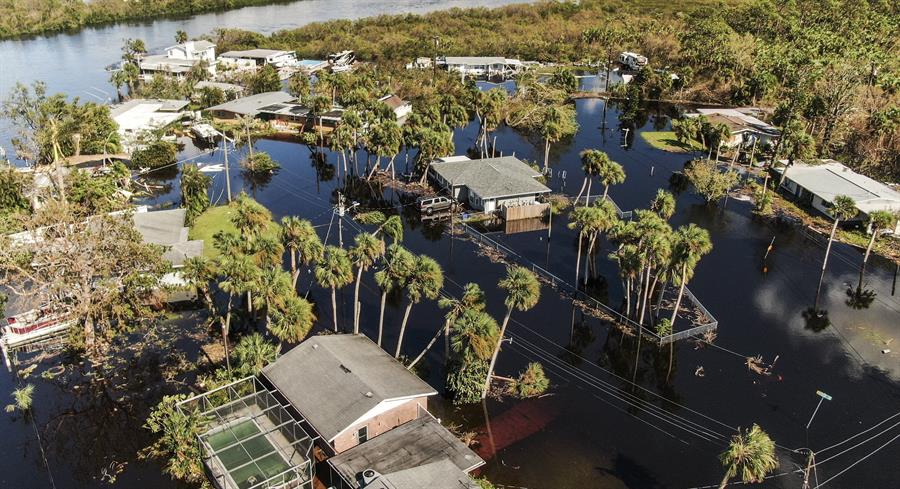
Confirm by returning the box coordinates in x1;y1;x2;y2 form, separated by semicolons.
815;432;900;488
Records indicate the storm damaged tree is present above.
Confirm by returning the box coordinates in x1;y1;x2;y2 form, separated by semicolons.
0;201;168;354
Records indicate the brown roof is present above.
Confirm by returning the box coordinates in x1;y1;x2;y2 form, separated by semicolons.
380;95;407;110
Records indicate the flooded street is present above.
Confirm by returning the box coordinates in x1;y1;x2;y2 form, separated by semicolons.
2;4;899;489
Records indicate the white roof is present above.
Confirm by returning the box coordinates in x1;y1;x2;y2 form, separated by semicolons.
220;49;293;59
691;108;779;135
165;40;215;52
443;56;508;65
778;159;900;214
111;99;188;133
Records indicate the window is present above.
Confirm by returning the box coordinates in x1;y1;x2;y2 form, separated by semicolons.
357;426;368;443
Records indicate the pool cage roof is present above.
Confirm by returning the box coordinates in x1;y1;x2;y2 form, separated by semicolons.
177;377;315;489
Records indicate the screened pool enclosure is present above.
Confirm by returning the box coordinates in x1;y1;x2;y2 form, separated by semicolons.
177;377;315;489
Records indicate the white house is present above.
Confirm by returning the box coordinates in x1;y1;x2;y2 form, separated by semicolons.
165;40;216;62
618;51;648;71
775;159;900;234
428;156;550;213
378;94;413;121
440;57;523;77
219;49;298;69
110;99;189;152
138;40;217;80
688;108;781;149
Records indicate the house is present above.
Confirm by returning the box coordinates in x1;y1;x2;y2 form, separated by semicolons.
775;159;900;233
325;415;485;489
165;40;216;62
378;94;412;122
192;80;246;101
138;40;217;80
132;207;205;301
110;99;189;152
618;51;648;71
206;91;295;119
687;108;781;149
255;101;346;132
428;156;551;213
219;49;298;69
440;56;523;77
261;334;437;454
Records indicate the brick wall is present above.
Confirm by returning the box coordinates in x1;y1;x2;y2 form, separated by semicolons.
331;396;428;453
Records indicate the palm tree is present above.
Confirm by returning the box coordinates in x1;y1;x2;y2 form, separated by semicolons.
257;268;292;328
409;283;485;369
374;244;415;347
482;266;540;398
711;123;731;163
269;295;315;348
218;254;259;372
540;105;565;170
350;232;386;334
718;424;778;489
315;246;354;332
375;215;403;244
233;333;279;375
597;154;626;200
451;309;499;364
821;195;857;274
395;255;443;358
858;210;898;290
235;115;258;164
231;193;271;241
181;256;217;321
575;149;602;205
669;224;713;327
281;216;323;289
650;189;676;221
250;234;284;271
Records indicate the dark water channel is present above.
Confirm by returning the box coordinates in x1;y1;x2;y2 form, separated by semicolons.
2;5;900;487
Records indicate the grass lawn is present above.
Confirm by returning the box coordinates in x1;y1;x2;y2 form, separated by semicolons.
189;205;281;259
640;131;703;153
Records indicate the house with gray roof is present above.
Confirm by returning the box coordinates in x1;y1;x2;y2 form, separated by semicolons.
261;334;438;454
132;208;204;300
326;416;484;489
775;159;900;234
687;108;781;149
428;155;550;213
207;91;296;119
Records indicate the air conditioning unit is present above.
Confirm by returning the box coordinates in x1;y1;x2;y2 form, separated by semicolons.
361;469;382;486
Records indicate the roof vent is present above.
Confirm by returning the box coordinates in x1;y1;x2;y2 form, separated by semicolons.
361;469;382;486
340;364;352;373
365;391;373;398
312;344;319;349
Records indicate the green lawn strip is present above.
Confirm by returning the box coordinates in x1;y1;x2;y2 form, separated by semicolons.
189;205;281;259
640;131;702;153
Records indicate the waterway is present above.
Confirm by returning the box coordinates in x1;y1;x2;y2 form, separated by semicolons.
2;3;900;489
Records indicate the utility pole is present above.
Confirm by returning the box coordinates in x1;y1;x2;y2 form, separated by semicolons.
806;390;832;430
431;36;440;86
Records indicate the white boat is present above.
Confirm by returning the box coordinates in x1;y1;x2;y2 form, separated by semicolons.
3;308;74;348
191;123;219;141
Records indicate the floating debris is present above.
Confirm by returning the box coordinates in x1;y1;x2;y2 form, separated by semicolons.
695;366;705;377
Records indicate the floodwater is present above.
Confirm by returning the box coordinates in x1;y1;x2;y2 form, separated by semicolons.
2;5;900;489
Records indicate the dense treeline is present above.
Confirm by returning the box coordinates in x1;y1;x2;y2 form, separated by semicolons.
210;0;899;179
0;0;294;39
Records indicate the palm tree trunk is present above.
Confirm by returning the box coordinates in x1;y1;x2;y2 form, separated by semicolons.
378;291;387;347
408;323;444;369
718;474;730;489
223;295;233;372
395;303;414;358
574;177;588;205
290;249;299;289
859;230;878;290
639;267;655;326
670;264;688;326
543;138;550;170
822;220;839;273
603;183;610;199
482;308;512;399
574;231;583;286
583;233;597;286
443;318;451;364
585;179;593;206
353;267;363;334
331;287;338;332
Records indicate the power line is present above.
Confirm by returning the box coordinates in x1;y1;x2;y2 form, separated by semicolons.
815;431;900;488
816;411;900;455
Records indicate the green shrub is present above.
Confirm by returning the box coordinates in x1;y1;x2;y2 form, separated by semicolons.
132;141;177;169
446;360;488;404
510;362;550;398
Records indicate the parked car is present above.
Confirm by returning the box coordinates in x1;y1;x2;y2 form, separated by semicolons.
417;196;455;215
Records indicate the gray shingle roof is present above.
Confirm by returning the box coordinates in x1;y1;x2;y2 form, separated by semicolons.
133;208;188;245
262;334;437;441
430;156;550;199
207;91;295;117
777;159;900;214
328;416;484;489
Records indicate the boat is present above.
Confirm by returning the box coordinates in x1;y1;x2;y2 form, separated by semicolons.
2;307;74;368
191;123;219;141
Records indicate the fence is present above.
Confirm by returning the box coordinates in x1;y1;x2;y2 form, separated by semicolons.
459;222;718;344
503;203;550;221
585;194;633;220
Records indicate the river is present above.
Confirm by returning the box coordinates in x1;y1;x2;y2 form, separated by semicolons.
2;3;900;489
